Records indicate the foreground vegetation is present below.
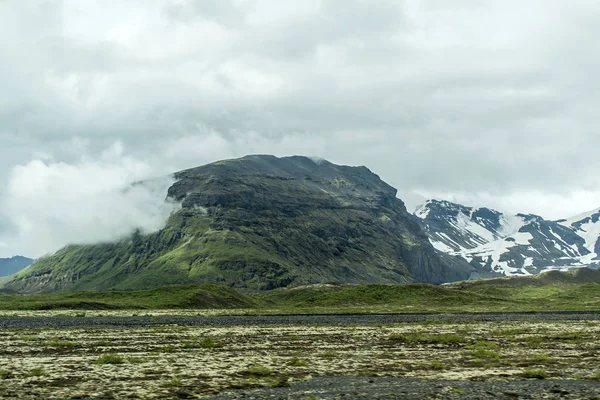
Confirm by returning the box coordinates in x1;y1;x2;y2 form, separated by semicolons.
0;268;598;313
0;320;598;399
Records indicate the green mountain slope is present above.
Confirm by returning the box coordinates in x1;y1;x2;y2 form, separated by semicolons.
6;155;476;293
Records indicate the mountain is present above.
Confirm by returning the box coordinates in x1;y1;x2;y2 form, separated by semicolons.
415;200;600;275
5;155;476;294
0;256;33;277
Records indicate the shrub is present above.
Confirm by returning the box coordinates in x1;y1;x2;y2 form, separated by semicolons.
183;337;223;349
26;367;46;377
163;378;183;388
127;357;148;364
318;351;338;358
287;357;308;367
528;354;551;363
243;366;273;376
521;368;549;379
43;340;78;348
388;333;466;345
95;354;125;365
0;370;12;379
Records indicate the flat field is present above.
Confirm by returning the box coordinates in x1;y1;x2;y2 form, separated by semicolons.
0;314;598;399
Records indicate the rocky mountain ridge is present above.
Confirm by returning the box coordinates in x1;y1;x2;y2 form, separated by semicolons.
415;199;600;275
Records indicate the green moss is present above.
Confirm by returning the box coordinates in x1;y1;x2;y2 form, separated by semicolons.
388;333;467;345
26;367;46;377
242;366;273;377
163;378;183;388
182;337;223;349
287;357;308;367
95;354;125;365
42;340;78;348
127;357;148;364
0;370;12;379
521;368;549;379
416;360;446;370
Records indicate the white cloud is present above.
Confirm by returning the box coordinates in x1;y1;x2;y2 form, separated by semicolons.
0;144;179;258
412;189;600;221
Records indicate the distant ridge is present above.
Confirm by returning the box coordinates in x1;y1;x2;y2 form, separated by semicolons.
0;256;33;277
415;199;600;276
449;267;600;289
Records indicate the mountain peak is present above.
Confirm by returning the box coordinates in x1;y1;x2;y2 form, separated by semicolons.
415;199;600;277
5;156;475;293
171;155;399;212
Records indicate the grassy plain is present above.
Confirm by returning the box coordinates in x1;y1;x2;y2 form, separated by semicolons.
0;273;598;314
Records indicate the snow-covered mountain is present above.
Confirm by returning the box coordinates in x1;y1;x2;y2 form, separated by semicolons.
415;200;600;276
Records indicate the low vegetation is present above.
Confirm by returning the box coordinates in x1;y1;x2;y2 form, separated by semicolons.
0;268;598;313
1;320;597;399
25;368;46;377
521;368;550;379
95;354;125;365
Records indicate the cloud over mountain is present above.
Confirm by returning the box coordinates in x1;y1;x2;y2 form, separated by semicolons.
2;0;600;256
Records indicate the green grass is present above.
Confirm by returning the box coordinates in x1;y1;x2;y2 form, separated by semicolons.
242;366;273;377
318;351;338;358
0;269;598;313
287;357;308;367
26;367;46;377
521;368;549;379
42;339;78;348
182;337;224;349
416;360;446;370
127;357;148;364
388;333;467;345
527;354;551;364
0;282;257;310
95;354;125;365
163;378;183;388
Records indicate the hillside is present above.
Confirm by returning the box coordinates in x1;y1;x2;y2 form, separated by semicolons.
5;155;476;294
0;268;597;312
415;200;599;275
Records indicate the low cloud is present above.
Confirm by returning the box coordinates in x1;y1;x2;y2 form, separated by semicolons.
0;144;179;258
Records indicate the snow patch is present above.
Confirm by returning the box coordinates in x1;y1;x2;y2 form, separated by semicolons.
415;202;431;219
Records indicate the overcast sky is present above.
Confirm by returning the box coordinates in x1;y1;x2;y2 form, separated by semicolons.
1;0;600;257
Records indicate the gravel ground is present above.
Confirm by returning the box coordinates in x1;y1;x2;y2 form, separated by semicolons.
1;313;598;399
207;376;600;400
0;312;598;329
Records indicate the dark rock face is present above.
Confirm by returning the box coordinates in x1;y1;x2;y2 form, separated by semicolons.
0;256;33;277
416;200;600;276
6;155;475;293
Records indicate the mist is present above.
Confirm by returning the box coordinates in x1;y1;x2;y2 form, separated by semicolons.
0;144;179;258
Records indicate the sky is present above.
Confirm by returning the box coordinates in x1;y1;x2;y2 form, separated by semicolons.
1;0;600;258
